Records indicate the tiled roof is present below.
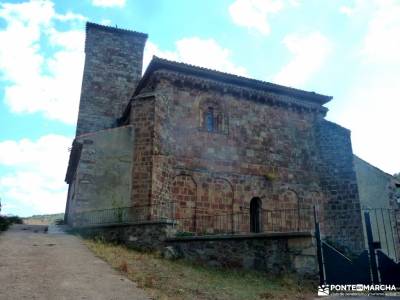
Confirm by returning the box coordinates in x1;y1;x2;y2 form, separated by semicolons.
86;22;148;38
136;56;332;105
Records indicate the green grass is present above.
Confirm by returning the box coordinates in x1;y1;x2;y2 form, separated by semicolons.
84;239;315;300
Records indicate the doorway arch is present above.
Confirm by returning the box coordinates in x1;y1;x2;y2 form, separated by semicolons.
250;197;262;233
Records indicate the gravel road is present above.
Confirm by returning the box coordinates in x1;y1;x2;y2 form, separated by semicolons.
0;224;149;300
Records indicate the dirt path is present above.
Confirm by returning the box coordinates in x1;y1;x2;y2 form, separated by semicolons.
0;224;149;300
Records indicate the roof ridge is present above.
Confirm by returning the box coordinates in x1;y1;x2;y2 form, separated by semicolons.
353;154;395;178
148;56;332;103
86;22;148;38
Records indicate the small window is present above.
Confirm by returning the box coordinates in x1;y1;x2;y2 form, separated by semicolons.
200;100;228;134
205;107;214;132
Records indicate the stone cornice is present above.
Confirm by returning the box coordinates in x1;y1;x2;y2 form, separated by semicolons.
86;22;148;38
136;57;332;106
149;69;328;114
166;231;313;242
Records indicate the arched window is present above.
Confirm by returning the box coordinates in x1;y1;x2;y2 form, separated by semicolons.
250;197;262;233
200;100;228;134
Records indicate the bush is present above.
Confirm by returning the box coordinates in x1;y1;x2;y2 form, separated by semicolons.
6;216;23;224
0;216;9;231
55;218;65;225
175;231;195;237
0;215;23;231
0;216;11;231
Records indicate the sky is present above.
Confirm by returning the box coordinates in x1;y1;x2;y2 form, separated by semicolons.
0;0;399;217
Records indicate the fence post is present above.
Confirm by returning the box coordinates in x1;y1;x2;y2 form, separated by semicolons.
314;206;325;285
231;212;235;234
365;211;379;284
387;211;398;261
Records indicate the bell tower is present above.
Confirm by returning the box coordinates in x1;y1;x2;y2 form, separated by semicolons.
75;22;147;136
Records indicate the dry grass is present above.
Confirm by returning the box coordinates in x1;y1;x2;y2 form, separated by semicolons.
23;213;64;225
84;239;316;300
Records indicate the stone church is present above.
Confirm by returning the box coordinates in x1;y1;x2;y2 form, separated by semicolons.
65;22;365;252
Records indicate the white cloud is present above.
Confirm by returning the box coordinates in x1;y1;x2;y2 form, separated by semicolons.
144;38;248;76
360;0;400;65
143;41;179;72
0;0;85;125
0;135;72;216
175;38;248;76
91;0;125;8
229;0;284;35
54;11;87;22
289;0;300;7
339;5;354;16
100;19;112;26
273;32;332;87
331;74;400;174
330;0;400;174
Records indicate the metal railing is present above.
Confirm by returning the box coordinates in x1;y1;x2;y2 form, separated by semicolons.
72;204;315;235
315;207;400;260
362;208;400;261
173;208;314;235
72;203;171;226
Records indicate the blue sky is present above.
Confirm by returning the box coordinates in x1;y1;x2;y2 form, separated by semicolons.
0;0;399;217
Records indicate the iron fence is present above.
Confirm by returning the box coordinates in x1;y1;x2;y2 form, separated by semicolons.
362;208;400;261
72;203;172;226
172;208;314;235
315;207;400;260
72;203;315;235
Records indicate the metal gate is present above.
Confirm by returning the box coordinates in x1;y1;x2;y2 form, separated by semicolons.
316;208;400;285
377;251;400;285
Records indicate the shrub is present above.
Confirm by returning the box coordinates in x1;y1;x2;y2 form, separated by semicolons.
264;172;277;181
0;216;10;231
0;215;23;231
175;231;195;237
55;218;64;225
7;216;23;224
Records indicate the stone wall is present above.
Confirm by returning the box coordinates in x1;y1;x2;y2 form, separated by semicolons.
165;232;317;277
316;120;364;253
354;155;399;210
77;221;177;250
76;223;317;277
75;23;147;136
143;74;327;233
126;72;365;253
130;94;156;211
66;126;134;225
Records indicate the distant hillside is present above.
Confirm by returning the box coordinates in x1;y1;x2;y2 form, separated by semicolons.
23;213;64;225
